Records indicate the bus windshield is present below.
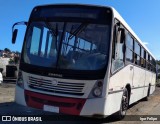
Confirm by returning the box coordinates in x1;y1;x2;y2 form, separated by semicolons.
23;6;112;71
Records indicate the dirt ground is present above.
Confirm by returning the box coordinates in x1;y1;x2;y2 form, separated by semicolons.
1;83;160;114
0;83;15;103
0;82;160;124
127;87;160;115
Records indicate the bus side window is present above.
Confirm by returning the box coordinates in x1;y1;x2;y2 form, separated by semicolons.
134;41;140;65
147;54;151;70
111;25;125;73
143;50;146;68
126;34;134;63
141;47;144;67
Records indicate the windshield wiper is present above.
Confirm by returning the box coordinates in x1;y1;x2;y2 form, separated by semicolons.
68;23;88;40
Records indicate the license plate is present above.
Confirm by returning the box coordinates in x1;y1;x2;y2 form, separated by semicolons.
43;105;59;113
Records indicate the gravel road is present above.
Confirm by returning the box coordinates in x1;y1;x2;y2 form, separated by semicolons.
0;83;15;103
0;82;160;124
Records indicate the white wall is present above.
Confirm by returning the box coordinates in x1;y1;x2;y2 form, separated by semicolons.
0;58;10;76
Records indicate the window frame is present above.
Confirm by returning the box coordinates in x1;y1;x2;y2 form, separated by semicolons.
112;18;156;74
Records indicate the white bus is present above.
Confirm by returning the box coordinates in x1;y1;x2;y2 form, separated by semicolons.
12;4;156;119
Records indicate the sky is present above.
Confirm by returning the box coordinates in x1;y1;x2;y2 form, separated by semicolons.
0;0;160;60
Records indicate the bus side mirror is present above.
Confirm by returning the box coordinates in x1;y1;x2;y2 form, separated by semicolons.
12;21;27;44
12;29;18;44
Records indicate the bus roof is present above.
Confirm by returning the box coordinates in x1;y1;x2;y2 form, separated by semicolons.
34;4;156;60
111;7;156;60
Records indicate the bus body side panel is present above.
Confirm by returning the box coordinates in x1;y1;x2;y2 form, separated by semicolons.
107;64;132;115
142;70;148;98
145;71;152;91
129;66;145;104
150;73;156;94
145;70;152;94
105;92;123;115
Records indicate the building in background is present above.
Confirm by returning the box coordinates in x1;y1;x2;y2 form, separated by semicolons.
0;49;20;77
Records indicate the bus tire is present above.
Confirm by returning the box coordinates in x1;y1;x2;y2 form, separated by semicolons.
116;88;129;120
143;85;150;101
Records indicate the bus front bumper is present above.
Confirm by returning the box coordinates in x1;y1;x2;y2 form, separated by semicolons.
24;90;106;116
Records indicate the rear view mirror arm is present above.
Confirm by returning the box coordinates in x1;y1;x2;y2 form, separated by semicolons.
12;21;28;44
12;21;27;32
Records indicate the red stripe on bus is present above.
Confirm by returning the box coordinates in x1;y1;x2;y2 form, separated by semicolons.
24;90;86;115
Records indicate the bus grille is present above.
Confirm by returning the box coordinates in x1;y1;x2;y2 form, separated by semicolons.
28;76;85;96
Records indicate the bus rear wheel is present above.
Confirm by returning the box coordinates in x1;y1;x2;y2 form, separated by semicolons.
117;88;129;120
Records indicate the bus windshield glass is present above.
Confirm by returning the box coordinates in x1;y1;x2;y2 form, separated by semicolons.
23;6;112;71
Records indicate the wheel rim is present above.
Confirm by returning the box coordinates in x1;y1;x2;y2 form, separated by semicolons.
121;90;128;115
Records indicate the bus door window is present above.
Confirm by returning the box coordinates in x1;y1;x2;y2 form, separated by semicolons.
111;25;125;73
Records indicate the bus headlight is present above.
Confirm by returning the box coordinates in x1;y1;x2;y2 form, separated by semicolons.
93;87;102;97
17;70;24;88
91;80;103;97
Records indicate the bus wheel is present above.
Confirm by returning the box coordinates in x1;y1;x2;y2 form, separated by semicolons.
143;85;150;101
117;88;129;120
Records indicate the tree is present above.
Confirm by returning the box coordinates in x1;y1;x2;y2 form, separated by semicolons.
14;55;20;64
15;51;20;54
4;48;11;53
